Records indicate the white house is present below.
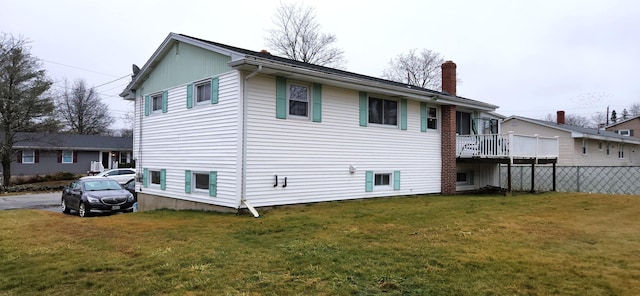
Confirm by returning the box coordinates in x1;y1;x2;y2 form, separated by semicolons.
120;33;552;215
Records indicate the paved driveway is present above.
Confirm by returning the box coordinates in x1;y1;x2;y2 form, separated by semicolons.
0;192;61;212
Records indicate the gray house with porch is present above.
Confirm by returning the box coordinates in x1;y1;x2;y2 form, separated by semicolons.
4;133;133;180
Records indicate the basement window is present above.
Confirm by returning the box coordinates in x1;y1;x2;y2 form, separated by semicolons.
374;173;391;186
193;172;210;192
150;170;161;185
457;171;474;185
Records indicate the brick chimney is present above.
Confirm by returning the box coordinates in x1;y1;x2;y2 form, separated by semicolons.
557;110;565;124
441;61;457;95
440;60;458;195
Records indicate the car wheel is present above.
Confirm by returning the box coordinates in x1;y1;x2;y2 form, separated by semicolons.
61;198;70;214
78;203;90;217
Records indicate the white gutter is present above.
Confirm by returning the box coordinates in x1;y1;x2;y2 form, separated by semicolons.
240;65;262;218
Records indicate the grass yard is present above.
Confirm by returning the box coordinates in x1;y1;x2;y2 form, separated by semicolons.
1;192;639;295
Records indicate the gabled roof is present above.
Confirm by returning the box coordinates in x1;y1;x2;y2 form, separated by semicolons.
504;116;640;144
12;133;133;151
121;33;498;111
605;115;640;129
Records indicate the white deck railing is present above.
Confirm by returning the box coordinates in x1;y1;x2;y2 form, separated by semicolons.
456;133;558;160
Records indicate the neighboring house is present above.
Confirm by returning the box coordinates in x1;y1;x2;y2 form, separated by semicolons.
120;33;553;214
6;132;134;178
503;111;640;166
605;115;640;139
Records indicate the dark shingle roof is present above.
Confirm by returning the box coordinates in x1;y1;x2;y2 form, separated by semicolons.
12;133;132;151
176;34;496;109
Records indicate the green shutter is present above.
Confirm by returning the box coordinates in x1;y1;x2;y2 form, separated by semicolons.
393;170;401;190
144;96;150;116
359;92;368;127
400;99;407;130
276;77;287;119
420;102;427;132
312;83;322;122
209;171;217;197
185;170;192;193
162;91;168;113
160;169;166;190
365;170;373;192
143;168;149;188
211;77;219;104
186;84;193;109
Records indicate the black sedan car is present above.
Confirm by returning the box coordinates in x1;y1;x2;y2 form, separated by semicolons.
61;178;135;217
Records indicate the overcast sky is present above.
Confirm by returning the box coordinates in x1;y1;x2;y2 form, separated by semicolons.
3;0;639;129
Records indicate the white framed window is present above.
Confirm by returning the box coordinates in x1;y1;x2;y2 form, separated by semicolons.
457;171;474;185
150;170;161;185
119;152;130;164
582;139;587;155
195;80;211;104
151;93;163;113
369;97;398;126
374;173;391;186
606;142;611;156
288;82;309;117
193;172;210;192
598;141;603;151
427;107;438;130
618;129;631;136
22;150;35;164
618;144;624;159
62;150;73;164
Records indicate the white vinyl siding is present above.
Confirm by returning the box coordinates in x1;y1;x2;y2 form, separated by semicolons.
243;75;441;207
134;71;241;208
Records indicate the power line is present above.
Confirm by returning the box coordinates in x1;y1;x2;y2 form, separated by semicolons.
93;74;131;89
40;59;120;77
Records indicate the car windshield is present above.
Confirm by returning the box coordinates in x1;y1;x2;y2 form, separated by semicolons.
83;180;123;191
98;170;116;177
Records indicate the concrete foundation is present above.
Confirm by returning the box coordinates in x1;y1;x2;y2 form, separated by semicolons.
137;192;238;213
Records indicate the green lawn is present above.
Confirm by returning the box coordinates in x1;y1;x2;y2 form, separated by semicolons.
1;192;639;295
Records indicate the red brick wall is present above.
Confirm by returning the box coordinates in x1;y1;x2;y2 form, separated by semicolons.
441;105;457;194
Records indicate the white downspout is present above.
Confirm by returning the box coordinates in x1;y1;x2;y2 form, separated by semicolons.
241;65;262;218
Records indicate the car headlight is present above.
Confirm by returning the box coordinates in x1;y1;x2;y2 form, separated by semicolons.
87;196;100;203
127;194;135;202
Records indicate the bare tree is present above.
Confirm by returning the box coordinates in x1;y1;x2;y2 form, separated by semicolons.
265;2;345;67
0;34;56;186
591;112;607;128
544;113;591;127
57;79;114;135
382;49;444;89
628;103;640;116
115;106;134;137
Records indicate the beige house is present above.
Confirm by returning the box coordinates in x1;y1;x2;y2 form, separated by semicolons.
502;111;640;166
605;115;640;139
